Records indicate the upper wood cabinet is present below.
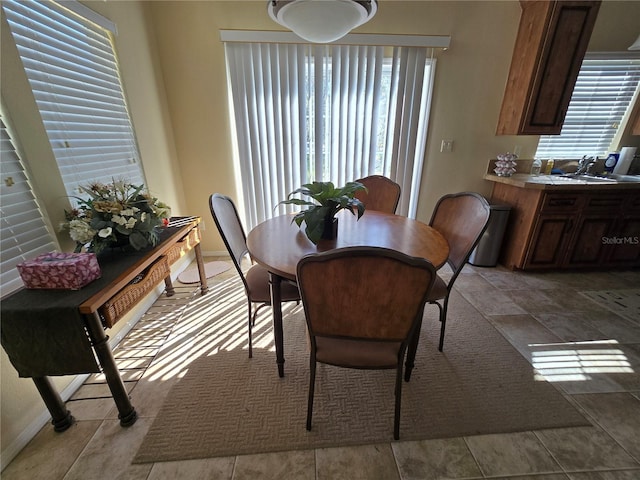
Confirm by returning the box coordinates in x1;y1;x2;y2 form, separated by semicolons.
496;0;601;135
632;104;640;135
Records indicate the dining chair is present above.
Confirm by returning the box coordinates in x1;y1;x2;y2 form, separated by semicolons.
297;246;436;440
354;175;401;214
209;194;300;358
428;192;491;351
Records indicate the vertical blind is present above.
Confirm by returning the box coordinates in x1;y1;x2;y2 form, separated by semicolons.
536;55;640;159
2;0;145;200
0;114;57;296
224;41;435;228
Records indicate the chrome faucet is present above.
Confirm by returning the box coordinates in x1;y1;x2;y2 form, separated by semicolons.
575;156;596;175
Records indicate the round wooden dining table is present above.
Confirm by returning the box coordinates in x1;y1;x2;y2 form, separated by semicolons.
246;209;450;377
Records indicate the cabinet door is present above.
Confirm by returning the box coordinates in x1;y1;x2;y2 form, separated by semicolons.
524;214;573;269
613;193;640;265
584;192;638;267
604;216;640;266
496;1;600;135
524;1;600;134
632;106;640;136
566;214;618;267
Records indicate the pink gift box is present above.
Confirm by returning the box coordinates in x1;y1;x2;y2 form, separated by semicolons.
17;252;101;290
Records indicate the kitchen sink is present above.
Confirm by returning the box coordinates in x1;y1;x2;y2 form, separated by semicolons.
557;174;617;183
607;174;640;183
557;174;640;184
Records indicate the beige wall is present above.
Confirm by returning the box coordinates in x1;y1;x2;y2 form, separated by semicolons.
145;0;640;248
88;1;189;219
4;0;639;253
589;0;640;150
1;0;639;467
146;0;534;246
0;0;183;464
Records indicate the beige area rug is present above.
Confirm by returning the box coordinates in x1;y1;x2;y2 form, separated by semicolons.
177;261;231;284
134;278;590;463
578;289;640;324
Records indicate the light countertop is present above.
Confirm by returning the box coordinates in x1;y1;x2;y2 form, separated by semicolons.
483;173;640;190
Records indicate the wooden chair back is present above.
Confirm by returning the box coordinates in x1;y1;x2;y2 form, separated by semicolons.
209;193;249;276
297;246;435;356
354;175;401;214
429;192;491;275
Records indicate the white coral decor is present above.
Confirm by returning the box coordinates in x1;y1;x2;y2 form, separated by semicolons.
494;152;518;177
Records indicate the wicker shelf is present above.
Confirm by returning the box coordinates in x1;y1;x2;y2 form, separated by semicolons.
99;256;170;328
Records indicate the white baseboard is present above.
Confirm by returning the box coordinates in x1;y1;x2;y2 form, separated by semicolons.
201;250;228;257
0;373;88;471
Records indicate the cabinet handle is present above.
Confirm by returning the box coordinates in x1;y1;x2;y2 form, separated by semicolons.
549;199;576;207
589;199;622;208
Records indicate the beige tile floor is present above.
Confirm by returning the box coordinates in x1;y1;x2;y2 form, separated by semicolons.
2;258;640;480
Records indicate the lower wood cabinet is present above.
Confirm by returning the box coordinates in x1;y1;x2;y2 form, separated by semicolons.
491;183;639;270
563;213;619;267
608;215;640;265
525;214;575;269
605;194;640;266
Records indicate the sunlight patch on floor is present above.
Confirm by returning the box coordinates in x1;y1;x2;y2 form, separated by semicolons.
140;278;300;381
530;339;634;382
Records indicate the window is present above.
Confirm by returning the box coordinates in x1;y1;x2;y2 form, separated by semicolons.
2;0;145;202
535;54;640;159
306;54;396;182
0;113;57;296
224;38;437;228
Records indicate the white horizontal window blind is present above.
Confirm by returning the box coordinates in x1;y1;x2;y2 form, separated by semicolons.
1;114;57;297
536;55;640;159
2;0;145;201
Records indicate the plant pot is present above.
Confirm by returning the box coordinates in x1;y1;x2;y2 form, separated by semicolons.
107;232;134;252
321;217;338;240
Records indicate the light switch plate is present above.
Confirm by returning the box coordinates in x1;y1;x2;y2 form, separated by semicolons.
440;139;453;153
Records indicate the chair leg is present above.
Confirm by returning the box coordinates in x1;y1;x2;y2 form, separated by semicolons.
253;303;269;327
437;296;449;352
306;356;316;431
247;301;253;358
247;303;270;359
404;308;424;382
394;362;404;440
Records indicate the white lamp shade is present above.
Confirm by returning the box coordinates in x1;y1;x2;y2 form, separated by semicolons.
629;34;640;51
268;0;377;44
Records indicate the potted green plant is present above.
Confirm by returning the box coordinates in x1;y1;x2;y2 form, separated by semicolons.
278;181;367;244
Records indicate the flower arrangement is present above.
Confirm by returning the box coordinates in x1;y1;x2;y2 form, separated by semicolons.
60;180;171;254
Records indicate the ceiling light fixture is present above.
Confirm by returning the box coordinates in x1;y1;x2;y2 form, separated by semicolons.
267;0;378;44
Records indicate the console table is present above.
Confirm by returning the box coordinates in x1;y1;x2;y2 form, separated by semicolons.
1;217;208;431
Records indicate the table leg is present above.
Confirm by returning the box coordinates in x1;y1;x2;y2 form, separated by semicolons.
269;272;285;377
194;242;209;295
32;377;75;432
84;312;137;427
164;276;175;297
